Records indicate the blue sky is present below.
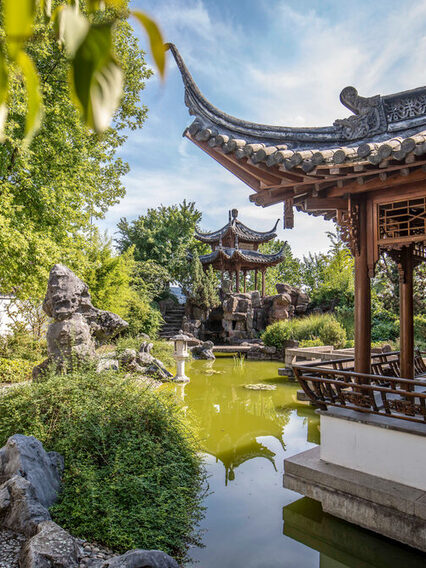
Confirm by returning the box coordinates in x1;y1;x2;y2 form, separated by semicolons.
98;0;426;258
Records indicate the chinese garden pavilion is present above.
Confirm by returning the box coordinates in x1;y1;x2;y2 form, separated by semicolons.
168;43;426;383
195;208;285;296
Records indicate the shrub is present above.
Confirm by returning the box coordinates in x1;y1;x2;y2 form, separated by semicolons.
0;358;36;383
371;309;399;342
262;313;347;350
0;330;47;362
0;371;204;561
414;314;426;349
123;291;163;338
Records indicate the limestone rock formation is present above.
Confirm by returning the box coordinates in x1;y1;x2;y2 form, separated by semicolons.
0;435;64;535
0;434;63;509
117;342;172;381
191;341;215;360
20;521;82;568
91;549;179;568
186;282;310;343
0;475;50;536
34;265;128;378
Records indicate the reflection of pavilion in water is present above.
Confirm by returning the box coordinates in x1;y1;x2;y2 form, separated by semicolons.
186;374;319;484
283;497;425;568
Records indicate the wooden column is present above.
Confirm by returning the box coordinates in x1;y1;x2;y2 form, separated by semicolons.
261;269;266;298
354;199;371;374
399;246;414;380
243;270;247;293
254;270;258;291
235;268;240;293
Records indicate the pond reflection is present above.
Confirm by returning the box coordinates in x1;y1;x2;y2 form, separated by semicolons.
283;497;426;568
166;358;420;567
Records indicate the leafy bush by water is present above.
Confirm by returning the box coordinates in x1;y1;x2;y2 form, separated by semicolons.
262;313;346;350
0;370;204;560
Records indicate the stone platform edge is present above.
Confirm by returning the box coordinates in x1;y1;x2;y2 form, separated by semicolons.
284;446;426;553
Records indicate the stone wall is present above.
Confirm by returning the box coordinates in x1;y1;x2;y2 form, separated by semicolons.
184;283;309;344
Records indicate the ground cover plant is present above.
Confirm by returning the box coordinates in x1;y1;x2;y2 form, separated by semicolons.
0;369;204;561
262;313;347;350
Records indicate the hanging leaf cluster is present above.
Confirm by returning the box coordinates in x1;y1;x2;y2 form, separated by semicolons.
0;0;165;142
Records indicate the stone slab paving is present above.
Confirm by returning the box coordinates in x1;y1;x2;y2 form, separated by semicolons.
0;529;26;568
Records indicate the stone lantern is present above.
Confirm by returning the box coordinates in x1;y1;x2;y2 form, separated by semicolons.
171;330;191;383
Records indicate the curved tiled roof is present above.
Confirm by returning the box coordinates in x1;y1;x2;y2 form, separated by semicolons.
195;214;279;244
167;43;426;172
199;246;286;266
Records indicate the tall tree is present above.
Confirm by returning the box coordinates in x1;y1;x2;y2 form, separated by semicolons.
116;200;207;286
0;4;151;297
259;240;302;295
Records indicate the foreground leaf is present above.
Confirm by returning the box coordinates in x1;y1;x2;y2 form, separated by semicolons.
4;0;37;59
55;5;90;57
131;11;166;79
70;24;123;132
16;51;43;141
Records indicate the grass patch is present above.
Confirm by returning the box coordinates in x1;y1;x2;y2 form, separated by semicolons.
0;369;204;561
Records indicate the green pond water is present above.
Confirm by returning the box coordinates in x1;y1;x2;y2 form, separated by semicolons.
168;357;425;568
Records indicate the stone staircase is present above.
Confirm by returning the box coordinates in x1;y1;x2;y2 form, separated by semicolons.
159;305;186;339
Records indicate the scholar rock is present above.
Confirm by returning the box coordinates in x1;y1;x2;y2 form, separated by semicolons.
34;265;128;378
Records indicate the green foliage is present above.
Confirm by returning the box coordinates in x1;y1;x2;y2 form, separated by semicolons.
414;314;426;348
262;313;347;350
305;232;354;310
0;0;165;138
134;260;171;301
371;306;399;342
78;233;163;338
259;240;302;294
117;201;207;286
0;4;152;298
0;329;47;362
187;256;219;310
0;357;35;383
123;292;163;339
0;370;204;560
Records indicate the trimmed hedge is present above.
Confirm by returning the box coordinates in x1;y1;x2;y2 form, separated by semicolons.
262;313;347;350
0;357;36;383
0;370;204;561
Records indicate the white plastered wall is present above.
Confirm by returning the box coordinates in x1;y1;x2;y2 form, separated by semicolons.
320;414;426;491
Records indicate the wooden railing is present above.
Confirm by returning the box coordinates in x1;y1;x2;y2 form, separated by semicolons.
293;350;426;424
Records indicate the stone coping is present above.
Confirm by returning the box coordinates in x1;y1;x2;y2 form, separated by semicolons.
317;407;426;437
284;446;426;521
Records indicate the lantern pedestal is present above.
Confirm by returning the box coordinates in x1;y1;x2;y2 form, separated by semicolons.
171;331;191;383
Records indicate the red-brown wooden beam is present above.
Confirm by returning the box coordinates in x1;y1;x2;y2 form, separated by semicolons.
354;198;371;374
399;246;414;380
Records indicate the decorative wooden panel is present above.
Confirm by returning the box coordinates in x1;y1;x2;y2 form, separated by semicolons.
378;197;426;244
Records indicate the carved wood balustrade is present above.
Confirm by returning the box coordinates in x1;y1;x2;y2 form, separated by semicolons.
293;351;426;424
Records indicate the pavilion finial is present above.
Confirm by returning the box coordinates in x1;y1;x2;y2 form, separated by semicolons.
231;209;238;221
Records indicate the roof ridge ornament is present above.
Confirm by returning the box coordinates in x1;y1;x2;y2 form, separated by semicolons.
334;86;387;141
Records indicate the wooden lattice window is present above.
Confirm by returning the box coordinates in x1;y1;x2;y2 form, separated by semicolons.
378;197;426;243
